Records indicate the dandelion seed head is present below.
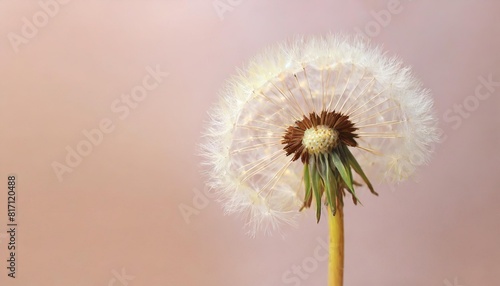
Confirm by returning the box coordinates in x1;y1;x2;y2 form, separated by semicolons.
200;34;438;236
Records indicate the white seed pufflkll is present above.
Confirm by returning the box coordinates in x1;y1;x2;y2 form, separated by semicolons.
201;35;438;236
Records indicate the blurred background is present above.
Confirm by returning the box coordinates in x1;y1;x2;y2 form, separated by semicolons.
0;1;499;285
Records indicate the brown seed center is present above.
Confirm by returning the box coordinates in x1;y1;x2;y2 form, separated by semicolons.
281;110;358;163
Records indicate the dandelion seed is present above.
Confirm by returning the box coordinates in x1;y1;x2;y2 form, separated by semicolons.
201;34;438;236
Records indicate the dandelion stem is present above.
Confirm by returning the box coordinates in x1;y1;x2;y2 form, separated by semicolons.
328;204;344;286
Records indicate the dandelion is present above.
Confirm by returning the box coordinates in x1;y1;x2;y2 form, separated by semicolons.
201;34;438;285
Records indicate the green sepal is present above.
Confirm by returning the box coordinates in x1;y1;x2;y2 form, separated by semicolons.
310;160;322;222
323;153;337;216
331;150;354;192
341;144;378;196
299;144;377;223
301;164;312;210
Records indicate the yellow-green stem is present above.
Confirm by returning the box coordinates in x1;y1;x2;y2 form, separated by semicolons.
328;205;344;286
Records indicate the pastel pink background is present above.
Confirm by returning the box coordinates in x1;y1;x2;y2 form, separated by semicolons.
1;1;499;285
